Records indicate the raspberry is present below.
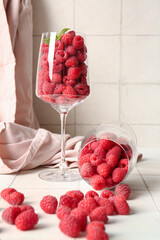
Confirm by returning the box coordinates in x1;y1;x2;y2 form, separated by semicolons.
90;174;106;190
38;69;50;82
78;197;98;215
6;191;24;205
85;190;99;198
72;35;84;50
2;206;21;224
52;73;62;84
80;146;93;156
89;207;108;223
40;195;58;214
115;184;130;199
53;60;63;73
94;146;106;159
59;215;81;237
98;198;114;215
59;195;78;209
75;83;90;95
65;45;76;55
41;43;49;54
68;66;81;80
90;154;103;166
65;190;84;203
56;206;71;220
63;75;76;86
40;53;49;68
86;221;105;233
1;188;16;200
112;168;126;184
71;208;87;231
80;162;95;178
100;189;114;199
42;95;55;103
87;228;109;240
79;74;87;84
79;63;87;74
55;40;64;52
94;196;102;205
108;196;116;204
106;145;122;159
42;81;53;95
77;51;87;62
63;85;77;99
61;33;73;46
55;95;67;105
118;158;128;171
114;195;130;215
65;56;78;67
79;153;92;166
68;30;75;37
89;141;99;151
55;50;68;63
97;163;112;178
20;205;34;213
105;176;115;188
54;84;66;94
105;154;119;168
15;209;38;231
99;139;114;151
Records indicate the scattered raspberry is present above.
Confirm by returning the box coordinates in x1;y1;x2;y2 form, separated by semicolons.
1;188;17;200
86;221;105;233
72;35;84;50
106;145;122;159
115;184;130;199
75;83;90;95
53;60;63;73
79;153;92;166
55;50;68;63
77;51;87;62
94;146;106;159
52;73;62;84
100;189;114;199
80;163;95;178
90;154;103;166
6;191;24;205
61;33;73;46
105;176;115;188
99;139;114;151
65;45;76;55
105;154;119;168
65;190;84;203
85;190;99;199
114;195;130;215
42;81;53;95
86;227;109;240
90;174;106;190
59;195;78;209
89;207;108;223
20;205;34;213
68;66;81;80
65;56;78;67
15;209;38;231
40;195;58;214
71;208;87;231
118;158;128;171
2;206;21;224
108;196;116;204
59;215;81;237
98;198;114;215
78;197;98;215
56;206;71;220
97;163;112;178
112;168;126;184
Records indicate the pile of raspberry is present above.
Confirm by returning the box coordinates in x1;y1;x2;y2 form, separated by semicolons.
38;28;90;105
79;135;132;190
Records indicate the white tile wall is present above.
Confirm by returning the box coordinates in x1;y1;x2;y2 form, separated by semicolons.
32;0;160;148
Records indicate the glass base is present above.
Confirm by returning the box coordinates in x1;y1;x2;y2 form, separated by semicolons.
38;168;81;182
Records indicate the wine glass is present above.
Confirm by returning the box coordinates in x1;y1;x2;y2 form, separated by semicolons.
35;29;90;182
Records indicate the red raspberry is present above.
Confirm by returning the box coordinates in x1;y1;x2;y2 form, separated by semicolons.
90;154;103;166
40;53;49;68
79;153;92;166
55;95;67;105
118;158;128;171
87;227;109;240
89;141;99;151
112;168;126;184
61;33;73;46
78;197;98;215
52;73;62;84
54;83;66;94
99;139;114;151
97;163;112;178
42;81;53;95
65;56;78;67
98;198;114;215
77;51;87;62
1;188;16;200
94;146;106;159
59;215;81;237
20;205;34;213
55;50;68;62
68;66;81;80
108;196;116;204
75;83;90;95
79;63;87;74
105;176;115;188
63;75;76;86
86;221;105;233
40;195;58;214
72;35;84;50
65;45;76;55
63;85;77;99
90;174;106;191
106;145;122;159
41;43;49;54
89;207;108;223
80;162;95;178
55;40;64;52
38;69;50;82
68;30;75;37
94;196;102;205
80;146;93;156
115;184;130;199
42;95;55;103
53;60;63;73
6;191;24;205
85;190;99;198
105;154;119;168
71;208;87;231
56;205;71;220
15;209;38;231
79;74;87;84
59;195;78;209
100;189;114;199
114;195;130;215
2;206;21;224
65;190;84;203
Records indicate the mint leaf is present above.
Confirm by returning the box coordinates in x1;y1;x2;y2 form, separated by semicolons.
56;28;70;40
44;37;50;45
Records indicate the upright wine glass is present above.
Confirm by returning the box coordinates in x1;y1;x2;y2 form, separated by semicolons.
36;29;90;182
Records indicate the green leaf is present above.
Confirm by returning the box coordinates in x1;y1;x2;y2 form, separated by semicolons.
44;37;50;45
56;28;70;40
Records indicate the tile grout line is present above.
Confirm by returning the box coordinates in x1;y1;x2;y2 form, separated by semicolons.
8;171;20;188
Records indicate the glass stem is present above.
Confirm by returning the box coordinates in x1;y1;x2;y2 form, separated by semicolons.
59;112;68;172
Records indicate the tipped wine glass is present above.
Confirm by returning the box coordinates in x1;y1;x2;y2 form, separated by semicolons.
36;29;90;182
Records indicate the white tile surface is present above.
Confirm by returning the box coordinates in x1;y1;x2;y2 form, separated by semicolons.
76;124;98;137
150;191;160;211
142;175;160;191
121;36;160;83
87;36;120;83
76;83;119;124
0;174;18;189
121;84;160;124
122;0;160;35
75;0;121;35
122;174;147;190
32;0;74;35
